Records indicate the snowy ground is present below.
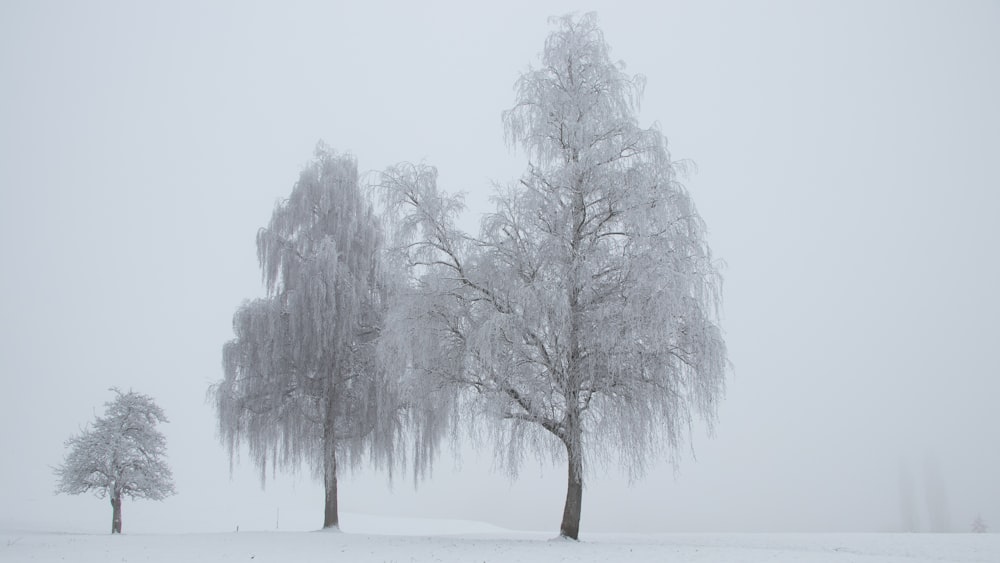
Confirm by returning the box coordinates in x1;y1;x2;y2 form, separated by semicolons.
2;515;998;563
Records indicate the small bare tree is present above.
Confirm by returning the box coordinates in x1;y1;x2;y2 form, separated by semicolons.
380;13;727;539
55;389;175;533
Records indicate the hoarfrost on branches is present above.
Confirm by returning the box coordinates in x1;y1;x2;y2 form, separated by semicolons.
54;388;175;534
380;13;727;540
212;144;427;530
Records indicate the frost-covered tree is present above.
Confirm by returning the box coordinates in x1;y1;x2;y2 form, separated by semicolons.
54;389;175;534
213;144;416;530
380;13;727;539
972;513;988;533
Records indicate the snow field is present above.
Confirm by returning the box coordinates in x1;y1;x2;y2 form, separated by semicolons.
3;526;998;563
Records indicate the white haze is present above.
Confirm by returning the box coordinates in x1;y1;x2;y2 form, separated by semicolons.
1;0;998;535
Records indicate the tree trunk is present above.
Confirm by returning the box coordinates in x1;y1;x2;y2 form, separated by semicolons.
559;438;583;540
110;494;122;534
560;179;585;541
323;455;339;529
322;427;339;529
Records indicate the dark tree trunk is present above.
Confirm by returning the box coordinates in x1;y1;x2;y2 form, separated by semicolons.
110;494;122;534
561;183;585;540
322;426;339;529
323;455;339;529
559;438;583;540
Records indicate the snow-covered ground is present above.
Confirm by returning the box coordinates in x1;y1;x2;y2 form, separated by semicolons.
2;515;998;563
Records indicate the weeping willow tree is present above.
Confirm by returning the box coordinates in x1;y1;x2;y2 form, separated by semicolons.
380;13;727;539
213;144;411;530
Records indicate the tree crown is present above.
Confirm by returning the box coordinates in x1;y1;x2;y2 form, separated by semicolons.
55;388;175;501
214;144;432;488
381;12;727;481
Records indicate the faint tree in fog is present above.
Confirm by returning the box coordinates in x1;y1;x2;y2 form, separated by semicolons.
55;389;175;533
380;13;727;540
212;145;427;530
972;513;988;533
898;460;920;532
923;454;952;533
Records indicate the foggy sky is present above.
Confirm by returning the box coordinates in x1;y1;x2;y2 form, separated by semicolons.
1;0;998;534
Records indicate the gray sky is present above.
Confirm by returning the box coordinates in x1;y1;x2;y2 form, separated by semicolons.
2;0;998;534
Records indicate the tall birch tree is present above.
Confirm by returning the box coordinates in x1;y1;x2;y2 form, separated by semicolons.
213;144;406;530
380;13;727;539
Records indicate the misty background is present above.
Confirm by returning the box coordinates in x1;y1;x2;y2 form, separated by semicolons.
1;0;997;534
